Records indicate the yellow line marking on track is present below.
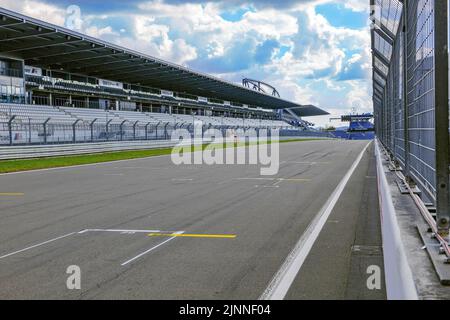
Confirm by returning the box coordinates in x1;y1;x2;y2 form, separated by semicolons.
148;233;237;239
0;193;24;196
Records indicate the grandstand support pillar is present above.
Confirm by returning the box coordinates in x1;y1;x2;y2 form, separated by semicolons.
90;119;97;142
72;119;81;143
8;115;16;146
133;121;138;140
434;0;450;237
48;93;52;106
43;118;50;144
120;120;127;141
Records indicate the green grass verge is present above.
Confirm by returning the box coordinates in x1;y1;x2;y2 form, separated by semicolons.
0;138;323;174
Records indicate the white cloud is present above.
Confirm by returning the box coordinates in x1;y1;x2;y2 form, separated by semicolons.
85;25;119;38
0;0;65;25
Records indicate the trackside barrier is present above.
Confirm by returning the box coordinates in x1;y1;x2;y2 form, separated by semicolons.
0;136;327;160
375;139;418;300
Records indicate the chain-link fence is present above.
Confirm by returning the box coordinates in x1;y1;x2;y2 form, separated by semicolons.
371;0;450;235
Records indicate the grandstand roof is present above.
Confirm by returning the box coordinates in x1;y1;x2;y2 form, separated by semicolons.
0;7;328;116
285;105;330;118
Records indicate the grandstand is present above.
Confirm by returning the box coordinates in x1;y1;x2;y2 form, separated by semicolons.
329;113;375;140
0;7;328;145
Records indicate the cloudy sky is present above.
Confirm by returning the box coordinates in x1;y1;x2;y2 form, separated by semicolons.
0;0;372;127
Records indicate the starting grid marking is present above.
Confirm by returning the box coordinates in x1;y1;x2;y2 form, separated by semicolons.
78;228;169;234
280;161;330;165
0;228;237;266
237;177;310;188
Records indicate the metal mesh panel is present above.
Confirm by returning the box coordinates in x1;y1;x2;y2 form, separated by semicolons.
374;71;387;87
372;0;437;200
381;0;403;34
374;56;389;76
374;31;393;61
406;0;436;197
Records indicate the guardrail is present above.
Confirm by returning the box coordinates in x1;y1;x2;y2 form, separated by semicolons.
0;140;181;160
0;135;330;160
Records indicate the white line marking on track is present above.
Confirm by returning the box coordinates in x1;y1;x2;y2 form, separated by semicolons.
79;229;163;234
121;231;185;266
282;161;330;165
0;232;76;259
259;142;371;300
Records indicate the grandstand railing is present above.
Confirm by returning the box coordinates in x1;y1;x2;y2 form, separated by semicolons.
371;0;450;235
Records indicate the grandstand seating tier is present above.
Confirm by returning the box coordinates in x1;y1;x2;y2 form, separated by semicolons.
0;103;296;129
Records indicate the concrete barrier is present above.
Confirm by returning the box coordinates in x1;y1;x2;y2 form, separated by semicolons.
375;139;418;300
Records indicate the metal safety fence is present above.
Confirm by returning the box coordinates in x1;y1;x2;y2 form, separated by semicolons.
371;0;450;235
0;118;333;147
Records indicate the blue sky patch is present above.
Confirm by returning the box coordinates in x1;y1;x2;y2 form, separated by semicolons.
316;3;367;29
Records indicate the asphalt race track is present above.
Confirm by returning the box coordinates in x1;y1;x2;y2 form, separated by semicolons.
0;140;385;299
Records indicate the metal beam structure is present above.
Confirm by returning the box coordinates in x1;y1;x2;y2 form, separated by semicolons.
433;0;450;236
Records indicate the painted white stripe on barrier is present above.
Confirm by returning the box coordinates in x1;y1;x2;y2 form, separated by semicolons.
260;142;371;300
375;140;418;300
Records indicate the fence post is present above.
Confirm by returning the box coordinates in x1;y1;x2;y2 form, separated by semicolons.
106;119;112;141
145;122;150;140
133;121;138;140
90;118;97;142
43;118;50;144
120;120;127;141
28;118;31;144
8;115;16;146
434;0;450;237
402;3;411;184
155;121;161;140
164;122;169;140
72;119;80;143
